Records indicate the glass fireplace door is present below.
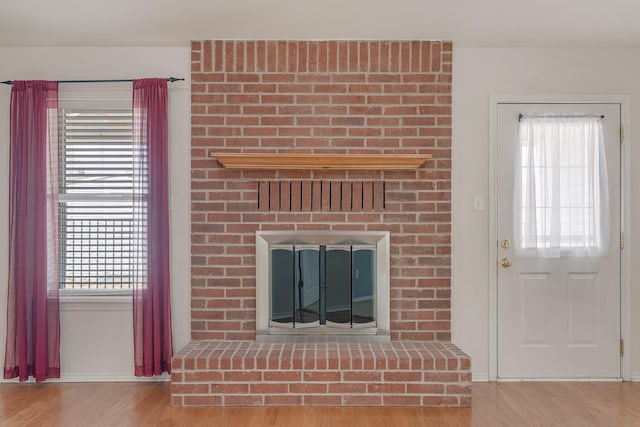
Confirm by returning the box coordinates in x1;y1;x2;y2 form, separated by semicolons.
325;246;352;327
351;245;375;327
269;243;376;330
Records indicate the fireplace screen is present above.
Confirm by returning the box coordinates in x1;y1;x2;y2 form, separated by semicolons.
270;245;376;329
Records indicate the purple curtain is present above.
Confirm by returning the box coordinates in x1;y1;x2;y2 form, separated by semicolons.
132;78;173;376
4;81;60;382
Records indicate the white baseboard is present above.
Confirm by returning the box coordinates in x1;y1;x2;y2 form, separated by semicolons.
472;373;490;382
496;377;622;382
630;374;640;382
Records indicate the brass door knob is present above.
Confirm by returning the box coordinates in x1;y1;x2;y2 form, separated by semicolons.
500;258;512;268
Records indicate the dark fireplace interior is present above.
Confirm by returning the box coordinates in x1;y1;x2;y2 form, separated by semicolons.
270;244;376;328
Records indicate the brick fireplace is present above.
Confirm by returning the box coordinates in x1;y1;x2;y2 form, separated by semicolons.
171;40;470;407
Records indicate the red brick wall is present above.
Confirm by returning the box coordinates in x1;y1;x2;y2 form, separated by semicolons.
190;40;452;341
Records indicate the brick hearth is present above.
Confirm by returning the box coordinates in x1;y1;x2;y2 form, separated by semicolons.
172;341;470;406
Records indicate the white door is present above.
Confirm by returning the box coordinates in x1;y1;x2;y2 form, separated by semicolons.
497;103;621;379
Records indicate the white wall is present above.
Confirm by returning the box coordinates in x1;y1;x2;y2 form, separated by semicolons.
3;45;639;383
0;47;190;381
452;47;640;380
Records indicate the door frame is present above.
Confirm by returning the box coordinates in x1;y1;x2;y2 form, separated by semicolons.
488;95;631;381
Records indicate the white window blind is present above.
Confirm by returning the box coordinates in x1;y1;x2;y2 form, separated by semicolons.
58;108;139;290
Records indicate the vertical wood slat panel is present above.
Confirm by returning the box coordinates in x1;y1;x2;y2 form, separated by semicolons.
256;181;386;212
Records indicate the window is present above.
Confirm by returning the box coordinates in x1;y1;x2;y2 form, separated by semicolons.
517;115;609;257
58;107;139;291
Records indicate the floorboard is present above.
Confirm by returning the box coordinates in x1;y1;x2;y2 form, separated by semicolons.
1;381;640;426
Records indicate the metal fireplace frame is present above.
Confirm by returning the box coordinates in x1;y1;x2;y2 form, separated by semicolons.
255;230;390;342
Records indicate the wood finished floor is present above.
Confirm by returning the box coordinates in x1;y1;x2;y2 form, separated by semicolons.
1;381;640;426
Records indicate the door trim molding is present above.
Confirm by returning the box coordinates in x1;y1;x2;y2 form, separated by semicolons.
488;95;631;381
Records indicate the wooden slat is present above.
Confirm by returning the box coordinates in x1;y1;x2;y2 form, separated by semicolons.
210;153;431;170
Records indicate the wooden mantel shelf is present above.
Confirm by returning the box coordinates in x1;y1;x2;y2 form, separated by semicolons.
210;153;431;170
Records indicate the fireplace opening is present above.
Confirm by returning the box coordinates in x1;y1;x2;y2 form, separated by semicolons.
270;244;376;329
256;231;390;341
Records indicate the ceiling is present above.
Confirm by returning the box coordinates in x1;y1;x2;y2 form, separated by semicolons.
2;0;640;48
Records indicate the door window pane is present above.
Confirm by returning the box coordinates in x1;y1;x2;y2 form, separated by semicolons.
517;115;609;257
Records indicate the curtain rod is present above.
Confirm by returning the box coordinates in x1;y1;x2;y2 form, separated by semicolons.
519;113;605;122
0;77;184;85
